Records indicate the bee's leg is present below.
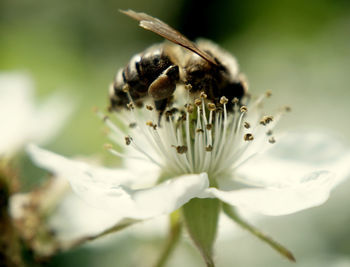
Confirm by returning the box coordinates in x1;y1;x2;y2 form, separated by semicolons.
154;98;168;126
148;65;179;101
148;65;179;126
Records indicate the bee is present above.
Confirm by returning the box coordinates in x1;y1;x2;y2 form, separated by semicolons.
109;10;247;115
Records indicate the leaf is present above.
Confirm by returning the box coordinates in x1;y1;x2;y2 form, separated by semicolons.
222;203;296;262
183;198;220;267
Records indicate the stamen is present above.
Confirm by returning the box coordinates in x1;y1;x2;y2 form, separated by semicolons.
146;121;157;130
185;84;192;90
208;103;216;111
269;137;276;144
266;130;273;136
260;115;274;126
200;91;207;99
124;136;132;145
122;84;130;93
105;81;285;181
240;106;248;113
146;105;153;111
185;111;194;172
244;133;254;141
127;102;134;110
97;111;126;138
194;98;202;106
220;96;228;105
172;145;188;154
206;145;213;152
265;90;272;97
185;103;194;113
284;106;291;112
129;122;137;128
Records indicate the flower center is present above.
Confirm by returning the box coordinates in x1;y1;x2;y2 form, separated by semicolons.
100;87;289;180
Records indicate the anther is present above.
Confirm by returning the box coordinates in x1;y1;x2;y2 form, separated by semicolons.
122;84;130;93
146;121;157;130
196;128;204;133
220;96;228;105
260;115;274;126
127;102;134;110
194;98;202;106
200;92;207;99
232;97;239;104
266;130;273;136
129;122;137;128
244;133;254;141
206;124;212;130
125;136;131;146
240;106;248;113
244;122;250;129
265;90;272;97
208;103;216;111
185;84;192;90
179;112;186;121
216;106;223;113
172;145;188;154
268;137;276;144
284;106;291;112
206;145;213;152
146;105;153;111
185;103;194;113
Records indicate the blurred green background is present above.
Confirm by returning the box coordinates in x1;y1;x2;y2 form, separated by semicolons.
2;0;350;266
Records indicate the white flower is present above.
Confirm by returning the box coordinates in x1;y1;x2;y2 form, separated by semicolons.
27;88;350;221
0;72;73;157
10;177;124;244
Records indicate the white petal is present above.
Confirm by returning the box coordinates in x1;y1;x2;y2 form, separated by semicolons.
27;144;137;188
119;172;209;219
27;144;209;219
10;177;123;242
202;171;334;215
236;132;350;188
49;191;124;241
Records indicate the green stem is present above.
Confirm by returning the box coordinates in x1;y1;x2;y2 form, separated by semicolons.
154;211;182;267
223;203;296;262
62;219;138;251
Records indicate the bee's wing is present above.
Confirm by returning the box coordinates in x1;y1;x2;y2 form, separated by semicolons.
120;9;218;66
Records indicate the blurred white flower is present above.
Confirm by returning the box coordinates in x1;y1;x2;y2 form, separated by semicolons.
10;177;124;246
27;89;350;221
0;72;73;157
